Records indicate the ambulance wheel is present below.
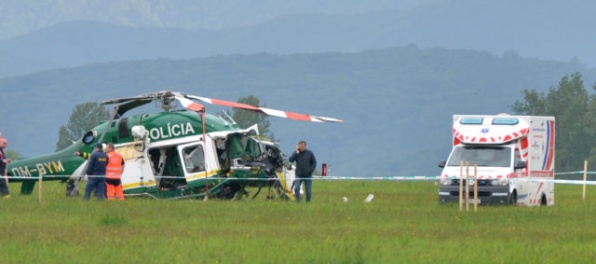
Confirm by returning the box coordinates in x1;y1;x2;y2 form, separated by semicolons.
509;191;517;205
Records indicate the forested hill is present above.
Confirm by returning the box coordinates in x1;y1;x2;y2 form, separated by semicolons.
0;0;432;39
2;1;596;78
2;46;596;177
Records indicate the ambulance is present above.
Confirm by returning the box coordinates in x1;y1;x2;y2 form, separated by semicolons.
438;114;555;206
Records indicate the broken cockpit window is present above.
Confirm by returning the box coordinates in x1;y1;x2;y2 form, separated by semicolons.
182;144;205;173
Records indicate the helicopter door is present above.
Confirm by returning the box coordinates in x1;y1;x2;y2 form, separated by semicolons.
177;142;213;183
116;143;157;193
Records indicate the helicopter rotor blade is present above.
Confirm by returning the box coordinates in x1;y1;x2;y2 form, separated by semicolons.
175;95;205;112
101;91;179;106
186;95;343;123
101;95;151;105
115;99;153;116
102;91;179;115
101;91;342;122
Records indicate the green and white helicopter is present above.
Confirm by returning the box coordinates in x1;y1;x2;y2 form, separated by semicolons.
7;91;342;200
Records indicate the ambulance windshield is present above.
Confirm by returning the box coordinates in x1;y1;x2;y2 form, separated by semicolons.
447;146;511;167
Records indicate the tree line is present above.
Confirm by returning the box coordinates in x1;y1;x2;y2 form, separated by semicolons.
45;72;596;173
513;72;596;172
6;72;596;177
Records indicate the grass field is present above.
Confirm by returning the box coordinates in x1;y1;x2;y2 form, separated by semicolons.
0;180;595;263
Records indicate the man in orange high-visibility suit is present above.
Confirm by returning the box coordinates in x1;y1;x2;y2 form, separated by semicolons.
105;143;125;200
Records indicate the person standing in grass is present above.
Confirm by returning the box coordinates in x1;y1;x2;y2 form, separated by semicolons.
289;140;317;203
0;137;12;198
105;143;125;200
84;143;108;201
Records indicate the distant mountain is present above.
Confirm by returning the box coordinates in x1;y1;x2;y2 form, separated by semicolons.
2;46;595;177
1;0;595;79
0;0;438;39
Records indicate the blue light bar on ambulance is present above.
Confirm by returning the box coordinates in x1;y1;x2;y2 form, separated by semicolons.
459;117;483;124
492;117;519;125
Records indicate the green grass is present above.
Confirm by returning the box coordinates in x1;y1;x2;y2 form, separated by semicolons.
1;180;595;263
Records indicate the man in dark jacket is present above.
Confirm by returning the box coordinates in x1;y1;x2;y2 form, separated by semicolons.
84;143;108;200
288;140;317;202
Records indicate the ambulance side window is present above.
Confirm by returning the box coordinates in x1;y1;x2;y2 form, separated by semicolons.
182;145;205;173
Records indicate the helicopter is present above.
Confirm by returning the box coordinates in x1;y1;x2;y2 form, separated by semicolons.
6;91;342;200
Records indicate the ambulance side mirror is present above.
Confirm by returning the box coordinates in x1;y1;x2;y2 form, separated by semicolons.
438;160;446;168
514;161;526;170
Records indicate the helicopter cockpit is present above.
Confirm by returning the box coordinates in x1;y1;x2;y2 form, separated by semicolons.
182;145;205;173
222;134;283;178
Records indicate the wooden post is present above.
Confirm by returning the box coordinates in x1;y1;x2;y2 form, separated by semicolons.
465;162;470;212
38;174;43;204
459;160;464;212
474;164;478;212
583;160;588;200
201;110;209;201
